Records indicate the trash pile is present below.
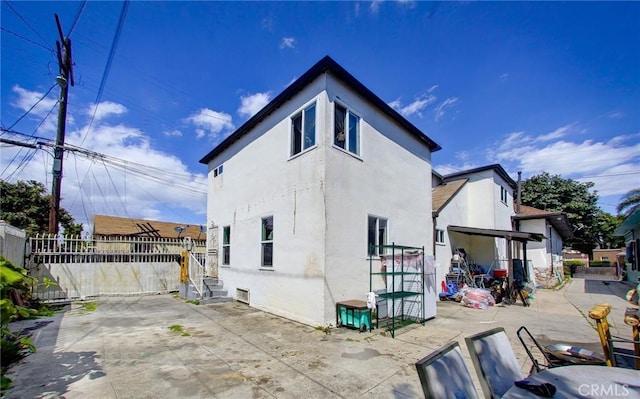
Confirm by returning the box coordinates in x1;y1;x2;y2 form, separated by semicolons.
459;287;496;310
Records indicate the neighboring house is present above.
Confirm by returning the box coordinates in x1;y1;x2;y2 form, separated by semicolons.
592;248;626;266
513;205;573;286
431;164;543;288
92;214;206;254
615;205;640;283
199;56;441;327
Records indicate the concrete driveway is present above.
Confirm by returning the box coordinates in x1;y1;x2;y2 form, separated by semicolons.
4;278;636;399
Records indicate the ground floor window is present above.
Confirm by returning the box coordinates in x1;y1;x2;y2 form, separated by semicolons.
222;226;230;265
261;216;274;267
368;216;387;255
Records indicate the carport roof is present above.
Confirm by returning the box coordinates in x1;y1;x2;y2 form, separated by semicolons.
447;225;545;242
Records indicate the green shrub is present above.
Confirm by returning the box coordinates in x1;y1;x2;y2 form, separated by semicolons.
589;261;611;267
564;260;585;267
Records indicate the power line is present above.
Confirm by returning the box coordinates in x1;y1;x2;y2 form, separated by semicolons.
2;1;53;50
67;0;87;37
80;0;130;146
0;27;53;52
5;83;57;131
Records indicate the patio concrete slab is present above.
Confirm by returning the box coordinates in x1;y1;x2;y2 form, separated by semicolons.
4;278;637;398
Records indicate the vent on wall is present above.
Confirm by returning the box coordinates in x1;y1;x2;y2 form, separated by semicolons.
236;288;250;304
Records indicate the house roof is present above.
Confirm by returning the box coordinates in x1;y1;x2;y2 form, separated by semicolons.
199;56;441;165
93;215;206;240
441;164;517;189
615;205;640;236
448;225;545;242
513;205;573;240
432;179;467;216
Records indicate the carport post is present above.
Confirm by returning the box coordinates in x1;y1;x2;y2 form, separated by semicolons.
507;237;513;287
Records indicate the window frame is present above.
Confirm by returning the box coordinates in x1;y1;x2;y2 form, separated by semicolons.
261;216;274;267
290;101;317;157
500;186;508;204
213;164;223;177
435;228;445;245
367;215;388;256
222;226;230;266
333;101;361;156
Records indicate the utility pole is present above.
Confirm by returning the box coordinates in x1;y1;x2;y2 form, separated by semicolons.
48;14;74;234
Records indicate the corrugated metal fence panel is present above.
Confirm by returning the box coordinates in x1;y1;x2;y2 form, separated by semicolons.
0;222;27;268
28;234;206;301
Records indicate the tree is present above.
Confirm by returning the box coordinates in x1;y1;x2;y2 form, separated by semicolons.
520;173;601;255
594;212;625;249
0;180;82;236
616;188;640;217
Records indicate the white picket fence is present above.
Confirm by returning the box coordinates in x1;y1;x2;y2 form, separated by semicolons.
28;234;206;302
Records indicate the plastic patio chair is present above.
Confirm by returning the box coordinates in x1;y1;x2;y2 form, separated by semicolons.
414;341;479;399
465;327;524;398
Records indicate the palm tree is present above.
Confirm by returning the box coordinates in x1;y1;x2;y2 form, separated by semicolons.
616;188;640;216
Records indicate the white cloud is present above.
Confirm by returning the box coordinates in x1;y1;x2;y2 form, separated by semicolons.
435;97;459;122
488;126;640;198
280;37;296;49
164;129;183;137
370;0;382;14
87;101;127;122
238;92;271;118
389;95;436;117
534;125;571;142
185;108;234;141
608;111;624;119
10;85;67;133
428;85;439;93
500;73;509;80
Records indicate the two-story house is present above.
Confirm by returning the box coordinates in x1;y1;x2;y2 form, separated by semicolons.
432;165;545;288
199;56;441;326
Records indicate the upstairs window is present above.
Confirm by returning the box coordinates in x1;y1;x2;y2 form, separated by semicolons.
213;164;223;177
291;103;316;156
500;186;508;204
435;229;445;244
334;103;360;156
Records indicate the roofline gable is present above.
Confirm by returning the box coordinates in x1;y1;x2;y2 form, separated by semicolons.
441;164;516;189
199;56;441;165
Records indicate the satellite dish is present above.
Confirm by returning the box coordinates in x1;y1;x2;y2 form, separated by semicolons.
174;226;185;233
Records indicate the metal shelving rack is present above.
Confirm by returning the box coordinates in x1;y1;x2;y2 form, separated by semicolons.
369;243;426;338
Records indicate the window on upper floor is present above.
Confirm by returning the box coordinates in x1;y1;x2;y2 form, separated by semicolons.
334;102;360;156
435;229;445;244
500;186;508;204
213;164;223;177
291;102;316;157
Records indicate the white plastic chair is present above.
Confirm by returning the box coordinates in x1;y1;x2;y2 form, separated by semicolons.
415;341;479;399
465;327;524;398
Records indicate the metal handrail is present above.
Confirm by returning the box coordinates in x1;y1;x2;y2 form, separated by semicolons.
188;252;205;298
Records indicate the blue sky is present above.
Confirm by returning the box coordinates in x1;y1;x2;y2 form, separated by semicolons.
2;1;639;232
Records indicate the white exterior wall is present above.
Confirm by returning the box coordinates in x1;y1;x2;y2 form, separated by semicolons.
519;219;564;269
205;73;434;326
434;185;469;289
206;79;329;326
322;77;433;322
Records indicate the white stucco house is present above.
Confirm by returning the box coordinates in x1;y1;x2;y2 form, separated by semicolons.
431;165;546;288
512;205;573;278
199;56;441;326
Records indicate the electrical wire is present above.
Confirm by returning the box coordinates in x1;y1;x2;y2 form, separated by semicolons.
67;0;87;37
80;0;130;146
5;83;57;131
0;27;53;52
2;1;53;50
31;99;60;135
